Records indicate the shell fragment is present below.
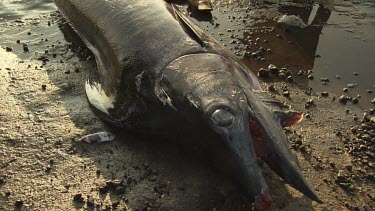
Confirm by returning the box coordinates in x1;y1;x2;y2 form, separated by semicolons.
81;132;116;143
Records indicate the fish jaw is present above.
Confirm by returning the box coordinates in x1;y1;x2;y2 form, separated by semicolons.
244;89;323;204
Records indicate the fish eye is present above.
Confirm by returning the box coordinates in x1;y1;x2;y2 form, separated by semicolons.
211;108;234;127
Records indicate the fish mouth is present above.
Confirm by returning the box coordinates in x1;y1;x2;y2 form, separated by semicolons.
245;88;323;204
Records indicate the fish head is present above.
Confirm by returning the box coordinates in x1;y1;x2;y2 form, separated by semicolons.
158;53;321;208
158;53;272;209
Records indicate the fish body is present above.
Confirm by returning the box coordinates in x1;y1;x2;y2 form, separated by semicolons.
55;0;321;209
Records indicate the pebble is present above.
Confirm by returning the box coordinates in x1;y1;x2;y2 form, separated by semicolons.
297;70;305;76
353;72;359;75
41;84;47;91
6;47;12;52
115;186;125;195
371;98;375;104
320;78;330;82
14;200;23;207
268;85;276;92
347;83;357;88
343;88;348;93
73;193;84;202
87;197;95;207
23;45;29;52
282;91;290;97
286;76;294;82
339;95;349;104
352;98;359;104
268;64;278;74
257;68;269;78
321;92;329;97
307;74;314;80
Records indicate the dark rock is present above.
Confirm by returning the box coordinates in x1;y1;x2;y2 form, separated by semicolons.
268;85;276;92
343;88;348;93
73;193;84;202
268;64;279;74
106;180;123;188
352;98;359;104
257;68;269;78
16;40;20;44
282;91;290;97
5;47;12;52
14;200;23;207
297;70;305;76
41;84;47;91
23;46;29;52
339;95;349;104
320;78;330;82
115;186;125;195
87;197;95;207
321;92;329;97
286;76;294;82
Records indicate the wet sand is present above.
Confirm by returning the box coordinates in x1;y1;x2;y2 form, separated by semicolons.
0;0;374;210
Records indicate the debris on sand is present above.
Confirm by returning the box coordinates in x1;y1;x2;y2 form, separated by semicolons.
277;15;307;28
187;0;213;11
80;132;116;143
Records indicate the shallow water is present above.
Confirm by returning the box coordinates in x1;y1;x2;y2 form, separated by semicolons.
0;0;56;20
0;0;374;110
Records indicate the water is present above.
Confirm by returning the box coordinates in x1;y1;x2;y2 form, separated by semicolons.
0;0;56;20
0;0;374;110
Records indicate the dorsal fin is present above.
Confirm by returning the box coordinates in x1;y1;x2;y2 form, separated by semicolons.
171;4;205;47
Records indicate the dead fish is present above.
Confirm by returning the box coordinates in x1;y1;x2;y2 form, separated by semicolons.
55;0;322;209
187;0;213;11
81;132;116;144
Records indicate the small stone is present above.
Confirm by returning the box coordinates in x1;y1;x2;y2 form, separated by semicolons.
352;98;359;104
41;84;47;91
307;74;314;80
320;78;329;82
268;64;279;74
297;70;305;76
64;70;71;74
87;197;95;207
115;186;125;195
23;46;29;52
371;98;375;104
321;92;329;97
367;90;373;93
268;85;276;92
257;68;270;78
353;72;359;76
16;40;20;44
336;75;341;79
282;91;290;97
286;76;294;82
339;95;349;104
347;83;357;88
343;88;348;93
345;165;353;171
5;47;12;52
106;180;122;188
73;193;84;202
14;200;23;207
27;32;31;35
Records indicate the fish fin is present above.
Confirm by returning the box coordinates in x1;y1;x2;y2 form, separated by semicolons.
171;4;263;90
171;4;205;47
